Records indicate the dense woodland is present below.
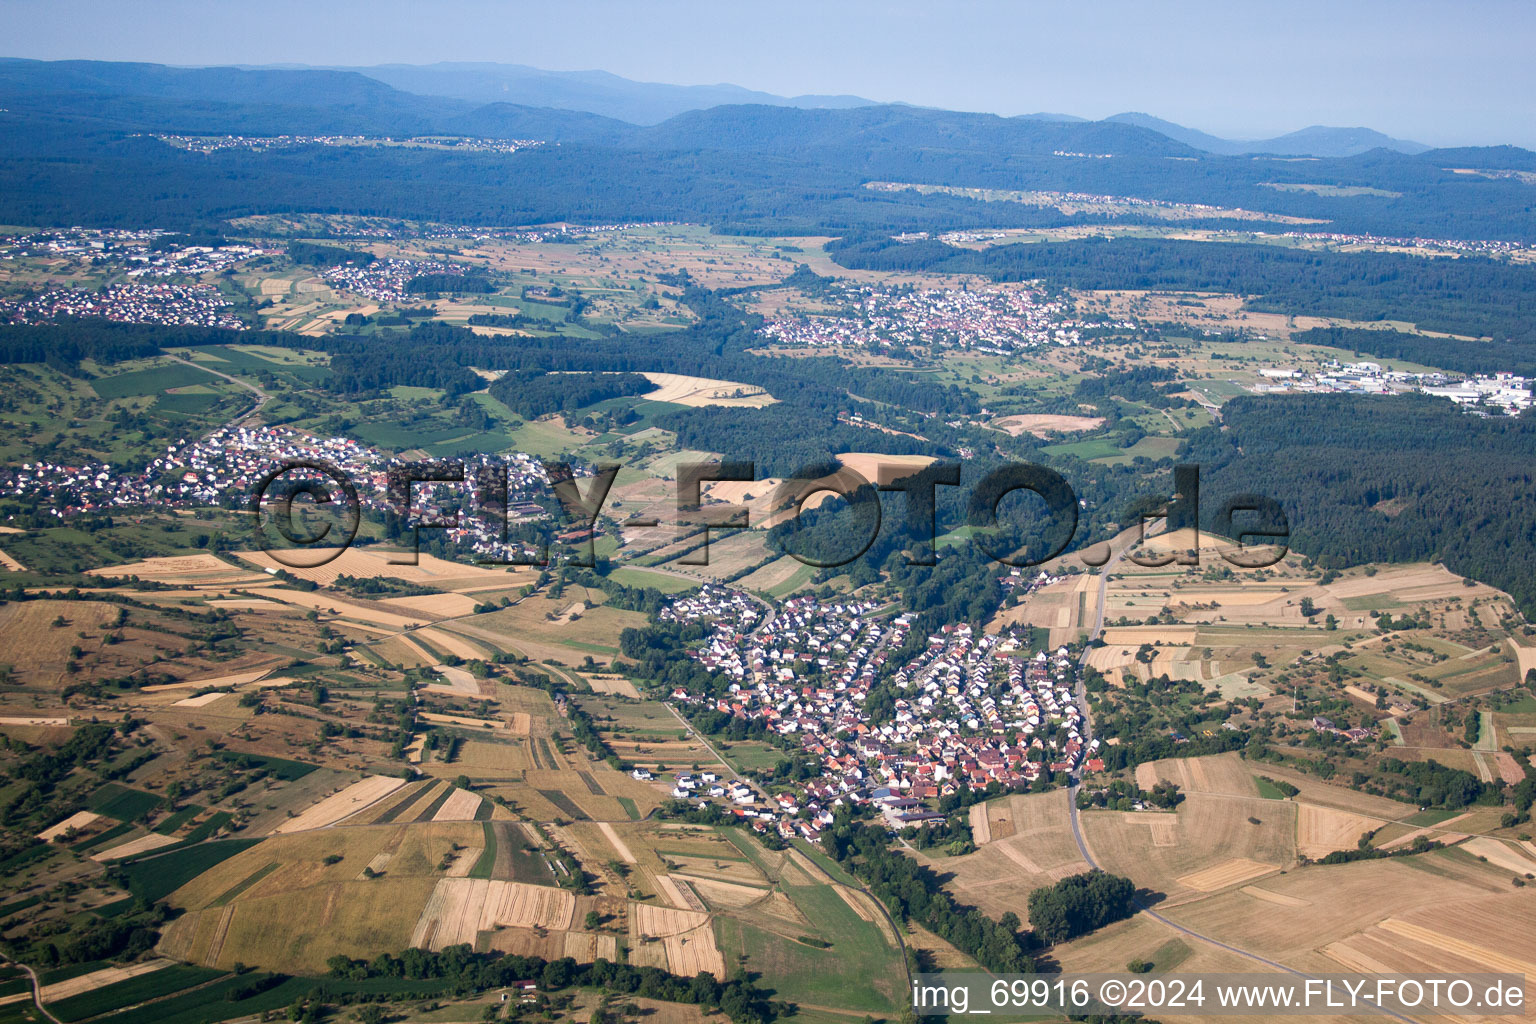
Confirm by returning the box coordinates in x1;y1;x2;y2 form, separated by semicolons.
488;370;652;418
1188;394;1536;619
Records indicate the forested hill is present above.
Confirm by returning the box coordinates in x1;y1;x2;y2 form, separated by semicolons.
1;60;1535;240
1189;394;1536;620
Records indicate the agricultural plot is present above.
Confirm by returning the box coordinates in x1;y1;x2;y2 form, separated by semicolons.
158;822;483;972
0;600;125;686
934;789;1089;923
639;372;776;408
410;878;577;948
467;592;647;665
1083;755;1296;903
270;775;406;833
234;547;532;591
86;553;268;587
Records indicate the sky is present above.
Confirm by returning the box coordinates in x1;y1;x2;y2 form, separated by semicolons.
3;0;1534;148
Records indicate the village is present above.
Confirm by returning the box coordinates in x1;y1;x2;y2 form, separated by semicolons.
655;582;1098;842
0;226;279;277
0;281;248;328
321;257;478;303
1253;360;1534;414
146;133;546;155
0;426;558;561
756;282;1121;353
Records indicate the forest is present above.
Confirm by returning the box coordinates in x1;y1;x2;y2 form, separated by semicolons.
487;369;651;418
1187;393;1536;619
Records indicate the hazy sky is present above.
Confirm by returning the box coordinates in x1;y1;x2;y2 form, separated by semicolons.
4;0;1534;147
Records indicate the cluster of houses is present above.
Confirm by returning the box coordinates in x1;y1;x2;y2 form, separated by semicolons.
1311;715;1374;742
756;283;1094;354
321;258;474;303
656;584;1097;840
148;133;545;156
0;228;277;279
1255;362;1533;414
0;428;556;561
0;282;247;329
1278;229;1535;261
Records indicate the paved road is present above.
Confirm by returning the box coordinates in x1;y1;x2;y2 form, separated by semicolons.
0;954;62;1024
168;355;270;428
660;700;766;795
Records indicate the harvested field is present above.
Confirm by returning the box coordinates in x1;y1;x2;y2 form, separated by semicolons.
1378;917;1536;975
968;801;991;845
259;588;429;629
423;664;487;698
172;691;231;708
36;810;100;842
1240;885;1311;907
836;452;936;486
87;553;265;586
938;790;1089;923
235;547;531;590
653;873;699;910
684;876;772;909
382;594;481;618
142;668;275;692
270;775;406;833
664;921;726;978
632;901;709;937
432;787;485;822
420;711;507;731
585;674;641;698
1297;803;1378;859
93;831;181;861
993;414;1104;437
410;878;577;948
414;626;488;660
39;959;177;1002
1083;758;1296;901
0;600;121;684
640;372;775;408
1177;857;1280;892
597;821;637;864
1460;836;1536;875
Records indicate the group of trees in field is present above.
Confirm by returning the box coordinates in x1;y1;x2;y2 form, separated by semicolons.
1026;871;1139;945
288;241;374;266
820;818;1036;972
488;369;651;418
325;947;782;1024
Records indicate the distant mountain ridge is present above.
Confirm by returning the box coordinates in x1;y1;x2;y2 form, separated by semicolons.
255;61;1434;156
281;61;876;126
0;57;1457;159
1106;111;1429;157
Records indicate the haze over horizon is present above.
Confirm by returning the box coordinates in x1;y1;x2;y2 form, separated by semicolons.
3;0;1533;149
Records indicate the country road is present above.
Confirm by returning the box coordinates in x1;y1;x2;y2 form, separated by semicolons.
169;354;270;429
0;954;62;1024
1062;527;1426;1024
